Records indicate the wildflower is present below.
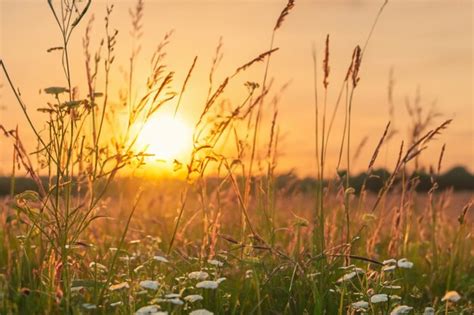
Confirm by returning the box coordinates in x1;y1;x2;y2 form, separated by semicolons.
389;295;402;300
167;298;184;305
382;265;396;272
397;258;414;269
129;239;141;244
337;269;364;283
245;270;253;279
423;307;435;315
441;291;461;303
184;294;203;303
390;305;413;314
70;286;84;293
196;280;219;289
188;271;209;280
383;259;397;265
190;309;214;315
110;301;123;307
351;300;369;309
216;277;226;284
370;294;388;304
208;259;224;267
383;285;402;290
339;264;356;270
135;305;162;315
61;100;82;108
82;303;97;310
44;87;68;95
139;280;159;290
154;255;169;263
109;282;130;291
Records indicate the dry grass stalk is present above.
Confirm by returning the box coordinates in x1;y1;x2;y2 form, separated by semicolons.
323;35;330;89
368;121;391;171
174;56;198;116
233;48;279;77
274;0;295;31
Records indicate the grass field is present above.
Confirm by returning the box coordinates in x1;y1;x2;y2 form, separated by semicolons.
0;0;472;314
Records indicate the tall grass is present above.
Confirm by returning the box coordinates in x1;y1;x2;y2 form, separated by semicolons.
0;0;472;314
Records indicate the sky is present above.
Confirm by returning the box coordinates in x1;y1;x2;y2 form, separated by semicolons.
0;0;473;177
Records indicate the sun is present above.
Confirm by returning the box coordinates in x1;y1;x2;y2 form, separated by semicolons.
137;115;193;162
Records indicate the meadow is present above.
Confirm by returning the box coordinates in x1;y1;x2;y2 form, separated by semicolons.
0;0;472;314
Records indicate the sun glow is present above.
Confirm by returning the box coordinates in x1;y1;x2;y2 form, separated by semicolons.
137;115;193;163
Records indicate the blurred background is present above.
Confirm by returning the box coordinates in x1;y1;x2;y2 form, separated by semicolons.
1;0;472;177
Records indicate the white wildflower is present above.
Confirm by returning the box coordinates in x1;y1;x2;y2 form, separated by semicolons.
390;305;413;314
245;270;253;279
441;291;461;303
423;307;435;315
188;271;209;280
351;300;369;309
397;258;414;269
129;239;141;244
109;282;129;291
337;269;364;283
383;259;397;265
167;298;184;305
184;294;203;303
383;285;402;290
70;286;84;293
154;255;169;263
82;303;97;310
370;294;388;304
139;280;159;290
382;265;397;272
216;277;226;284
208;259;224;267
135;305;161;315
390;295;402;300
196;280;219;289
110;301;123;307
190;309;214;315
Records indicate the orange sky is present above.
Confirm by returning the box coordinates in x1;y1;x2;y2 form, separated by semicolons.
0;0;472;177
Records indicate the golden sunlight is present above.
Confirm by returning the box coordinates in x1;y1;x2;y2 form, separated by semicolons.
137;114;193;162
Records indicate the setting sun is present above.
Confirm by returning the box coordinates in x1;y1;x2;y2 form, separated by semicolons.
137;115;193;162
